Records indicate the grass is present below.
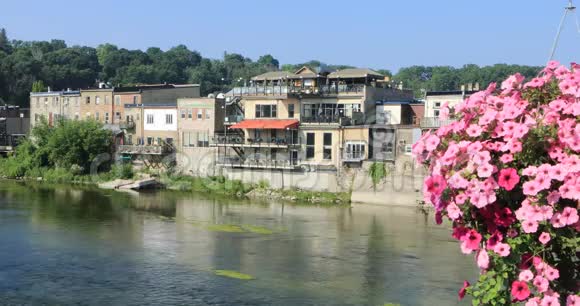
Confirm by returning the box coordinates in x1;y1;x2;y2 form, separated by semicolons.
241;225;274;235
214;270;255;280
279;187;351;204
206;224;245;233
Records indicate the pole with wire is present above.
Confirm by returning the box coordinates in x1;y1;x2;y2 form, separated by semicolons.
548;0;579;61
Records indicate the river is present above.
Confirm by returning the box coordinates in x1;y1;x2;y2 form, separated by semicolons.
0;181;475;306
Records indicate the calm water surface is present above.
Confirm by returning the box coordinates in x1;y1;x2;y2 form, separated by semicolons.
0;181;475;306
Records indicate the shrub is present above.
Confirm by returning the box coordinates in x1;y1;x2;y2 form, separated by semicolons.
413;61;579;305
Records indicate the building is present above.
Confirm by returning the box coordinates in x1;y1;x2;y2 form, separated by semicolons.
422;84;478;129
176;97;225;176
213;67;414;172
79;87;114;123
30;89;81;126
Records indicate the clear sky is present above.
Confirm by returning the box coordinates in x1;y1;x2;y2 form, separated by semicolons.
1;0;578;72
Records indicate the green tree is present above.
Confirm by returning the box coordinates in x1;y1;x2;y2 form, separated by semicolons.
31;80;46;92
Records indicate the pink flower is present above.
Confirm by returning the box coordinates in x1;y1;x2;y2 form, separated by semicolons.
498;168;520;191
544;266;560;281
522;220;539;233
541;295;560;306
425;134;440;152
526;297;541;306
519;269;534;282
500;154;514;163
425;175;447;196
476;248;489;269
446;202;461;220
561;207;579;225
523;180;541;196
486;231;503;249
466;124;483;137
493;242;510;257
477;163;494;178
461;229;482;252
458;280;470;301
511;281;531;301
567;295;580;306
551;213;566;228
539;232;551;245
533;275;549;293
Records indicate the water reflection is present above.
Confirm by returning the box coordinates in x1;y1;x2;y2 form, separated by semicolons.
0;181;476;305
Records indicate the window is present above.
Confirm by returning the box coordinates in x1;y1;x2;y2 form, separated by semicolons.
434;102;441;108
146;114;154;124
115;96;120;105
405;144;413;155
187;109;193;119
105;112;109;123
205;110;211;120
197;109;203;119
197;132;209;147
306;133;315;159
166;114;173;125
180;109;186;119
95;112;100;121
255;104;277;118
127;135;133;145
133;96;138;104
86;96;90;104
147;137;153;145
288;104;295;118
323;133;332;160
95;96;100;105
116;112;121;120
346;142;365;160
434;109;440;117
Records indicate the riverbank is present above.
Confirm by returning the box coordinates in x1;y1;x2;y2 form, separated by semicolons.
3;169;351;205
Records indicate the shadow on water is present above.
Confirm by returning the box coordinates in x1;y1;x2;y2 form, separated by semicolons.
0;180;476;306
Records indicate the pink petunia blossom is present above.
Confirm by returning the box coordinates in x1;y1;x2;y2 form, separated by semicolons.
458;280;470;301
539;232;551;245
561;207;579;225
533;275;549;293
522;220;539;233
424;175;447;196
493;242;510;257
511;281;531;301
498;168;520;191
519;269;534;282
476;248;489;270
567;295;580;306
544;266;560;281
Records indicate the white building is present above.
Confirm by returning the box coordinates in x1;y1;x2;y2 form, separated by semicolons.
144;108;177;132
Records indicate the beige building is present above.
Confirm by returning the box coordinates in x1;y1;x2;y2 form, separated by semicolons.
30;90;81;127
422;85;478;129
213;67;414;171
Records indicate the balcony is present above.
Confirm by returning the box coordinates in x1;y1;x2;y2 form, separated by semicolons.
420;117;456;129
301;113;365;126
228;84;366;98
211;134;301;148
119;120;136;130
342;151;366;162
216;157;301;170
118;145;173;155
224;115;244;125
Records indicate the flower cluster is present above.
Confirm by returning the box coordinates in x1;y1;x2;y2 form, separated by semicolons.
414;62;579;305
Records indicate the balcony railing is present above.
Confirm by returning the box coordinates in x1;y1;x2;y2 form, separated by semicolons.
420;117;456;129
342;151;366;162
217;157;301;170
119;120;136;130
118;145;173;155
224;115;244;125
228;84;367;97
211;134;301;148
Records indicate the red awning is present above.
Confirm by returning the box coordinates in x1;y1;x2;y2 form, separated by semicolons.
230;119;299;130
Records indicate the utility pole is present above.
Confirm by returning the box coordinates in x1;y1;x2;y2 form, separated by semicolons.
548;0;579;61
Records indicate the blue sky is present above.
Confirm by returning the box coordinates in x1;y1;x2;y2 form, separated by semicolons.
1;0;578;72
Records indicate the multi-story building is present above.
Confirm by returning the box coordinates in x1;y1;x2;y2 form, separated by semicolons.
213;67;414;171
176;97;225;175
79;87;115;123
421;84;479;129
30;89;81;126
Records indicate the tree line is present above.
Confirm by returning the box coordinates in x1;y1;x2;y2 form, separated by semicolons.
0;28;542;107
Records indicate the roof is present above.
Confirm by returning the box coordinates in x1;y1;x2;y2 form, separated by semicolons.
426;90;479;96
251;71;298;81
229;119;299;130
294;66;319;78
328;68;384;79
